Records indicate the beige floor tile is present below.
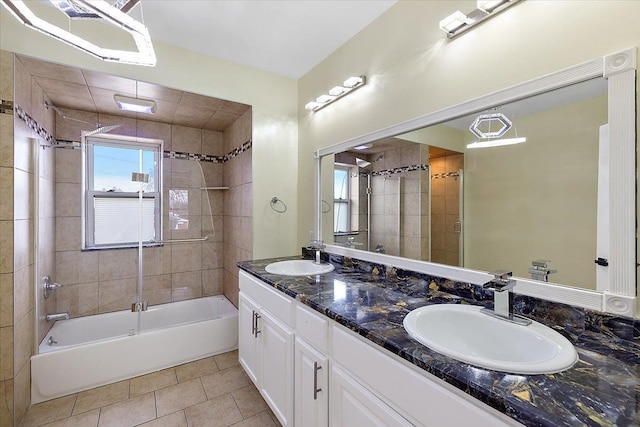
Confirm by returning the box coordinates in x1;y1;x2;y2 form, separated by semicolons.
0;380;12;427
268;409;282;427
201;367;250;400
137;410;187;427
155;378;207;417
230;411;277;427
130;368;177;397
97;392;156;427
73;380;129;415
42;409;100;427
231;385;268;419
184;394;243;427
213;350;239;371
21;394;77;427
175;357;219;383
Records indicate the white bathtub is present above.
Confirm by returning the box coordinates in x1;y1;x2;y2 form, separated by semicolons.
31;295;238;404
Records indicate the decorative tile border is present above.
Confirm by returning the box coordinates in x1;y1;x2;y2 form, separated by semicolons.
0;99;14;115
164;151;225;163
14;102;252;162
432;171;460;180
164;139;252;164
353;163;429;178
14;104;56;144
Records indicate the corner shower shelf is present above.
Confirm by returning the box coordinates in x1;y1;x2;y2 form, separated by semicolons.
200;187;229;190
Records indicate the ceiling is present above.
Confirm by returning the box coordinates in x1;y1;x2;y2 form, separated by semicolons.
18;54;251;132
140;1;397;79
13;1;397;131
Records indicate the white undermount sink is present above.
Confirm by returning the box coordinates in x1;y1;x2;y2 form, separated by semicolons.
403;304;578;374
265;260;335;276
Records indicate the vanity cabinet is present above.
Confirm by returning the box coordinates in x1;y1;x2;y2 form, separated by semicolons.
238;294;260;384
330;364;412;427
238;274;295;426
294;337;328;427
238;270;520;427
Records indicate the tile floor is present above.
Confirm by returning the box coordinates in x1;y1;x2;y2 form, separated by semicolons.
20;351;281;427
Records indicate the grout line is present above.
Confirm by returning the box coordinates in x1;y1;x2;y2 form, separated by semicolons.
69;393;79;418
153;390;158;421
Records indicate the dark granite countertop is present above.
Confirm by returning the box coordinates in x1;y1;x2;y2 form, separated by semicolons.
238;253;639;427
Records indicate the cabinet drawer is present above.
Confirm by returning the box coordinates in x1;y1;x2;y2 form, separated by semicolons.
296;304;328;353
332;325;520;427
239;271;293;326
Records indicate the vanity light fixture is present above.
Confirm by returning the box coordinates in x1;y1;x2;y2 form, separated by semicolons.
114;95;156;114
439;0;521;38
0;0;157;66
439;11;472;34
305;75;367;112
477;0;509;12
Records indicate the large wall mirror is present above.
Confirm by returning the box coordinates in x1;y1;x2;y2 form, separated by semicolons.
315;48;637;317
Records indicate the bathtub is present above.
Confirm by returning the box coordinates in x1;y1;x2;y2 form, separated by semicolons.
31;295;238;404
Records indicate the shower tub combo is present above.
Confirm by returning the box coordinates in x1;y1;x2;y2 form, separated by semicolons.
31;295;238;404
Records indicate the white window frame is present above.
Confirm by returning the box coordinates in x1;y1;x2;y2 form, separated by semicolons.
82;133;163;250
334;165;351;234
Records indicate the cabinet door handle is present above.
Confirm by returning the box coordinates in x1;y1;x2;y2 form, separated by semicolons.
253;311;262;338
313;362;322;400
251;310;256;336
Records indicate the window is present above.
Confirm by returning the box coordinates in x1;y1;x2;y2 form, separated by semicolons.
82;135;163;249
334;165;350;233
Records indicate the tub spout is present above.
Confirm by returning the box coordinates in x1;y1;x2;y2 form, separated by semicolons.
46;312;70;321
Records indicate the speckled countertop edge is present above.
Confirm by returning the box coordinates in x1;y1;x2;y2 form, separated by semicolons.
238;254;639;427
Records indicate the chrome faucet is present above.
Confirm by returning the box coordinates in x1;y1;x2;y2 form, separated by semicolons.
308;239;325;264
46;312;70;321
481;270;531;326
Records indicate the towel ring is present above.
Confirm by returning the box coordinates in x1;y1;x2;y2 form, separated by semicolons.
322;200;331;213
270;197;287;213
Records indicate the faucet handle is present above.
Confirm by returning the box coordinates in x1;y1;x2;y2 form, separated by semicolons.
484;270;515;291
489;270;512;280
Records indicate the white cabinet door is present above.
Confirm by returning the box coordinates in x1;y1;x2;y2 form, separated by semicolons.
238;292;259;384
330;365;412;427
295;338;328;427
259;309;294;427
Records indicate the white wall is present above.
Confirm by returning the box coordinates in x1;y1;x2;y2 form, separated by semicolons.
297;0;640;251
0;9;300;260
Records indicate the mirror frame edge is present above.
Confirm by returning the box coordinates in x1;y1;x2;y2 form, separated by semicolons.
314;47;637;317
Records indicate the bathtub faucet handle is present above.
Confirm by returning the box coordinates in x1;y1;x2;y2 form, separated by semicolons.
131;301;148;312
43;275;63;299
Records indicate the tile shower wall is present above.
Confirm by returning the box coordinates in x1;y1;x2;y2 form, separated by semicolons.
0;49;15;427
430;154;463;266
0;52;57;427
369;144;430;259
53;110;240;316
222;109;252;307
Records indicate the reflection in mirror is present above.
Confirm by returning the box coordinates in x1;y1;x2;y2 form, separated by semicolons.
332;77;608;291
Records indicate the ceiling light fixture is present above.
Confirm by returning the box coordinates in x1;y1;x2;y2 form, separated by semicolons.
114;95;156;114
353;143;373;150
439;0;521;38
0;0;156;66
469;112;512;138
467;112;526;149
305;75;366;112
